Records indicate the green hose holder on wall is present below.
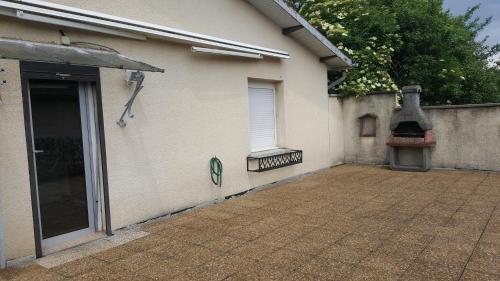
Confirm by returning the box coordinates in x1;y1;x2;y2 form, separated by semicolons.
210;156;223;187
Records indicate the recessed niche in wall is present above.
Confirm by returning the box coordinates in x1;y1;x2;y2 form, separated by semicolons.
359;114;377;137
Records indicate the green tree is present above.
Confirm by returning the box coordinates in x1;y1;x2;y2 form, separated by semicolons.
294;0;401;96
288;0;500;105
391;1;500;105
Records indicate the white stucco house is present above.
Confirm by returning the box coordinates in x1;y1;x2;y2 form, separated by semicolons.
0;0;353;264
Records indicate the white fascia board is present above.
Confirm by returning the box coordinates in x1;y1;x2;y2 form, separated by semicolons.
191;47;263;59
0;0;290;59
21;0;288;56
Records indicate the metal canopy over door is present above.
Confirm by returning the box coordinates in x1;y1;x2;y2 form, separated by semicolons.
0;38;164;72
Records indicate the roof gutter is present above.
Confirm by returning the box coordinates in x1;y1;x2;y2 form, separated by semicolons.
0;0;290;59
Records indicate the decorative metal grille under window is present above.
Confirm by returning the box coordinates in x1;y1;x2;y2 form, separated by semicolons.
247;149;302;172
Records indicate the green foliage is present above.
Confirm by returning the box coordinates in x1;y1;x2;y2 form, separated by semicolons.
295;0;401;96
287;0;500;105
391;0;500;105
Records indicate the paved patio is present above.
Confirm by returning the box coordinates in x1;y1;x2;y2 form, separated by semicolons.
1;165;499;280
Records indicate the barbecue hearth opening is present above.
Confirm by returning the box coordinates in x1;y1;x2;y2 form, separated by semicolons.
393;121;425;138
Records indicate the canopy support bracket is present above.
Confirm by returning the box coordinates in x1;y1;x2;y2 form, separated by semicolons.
117;70;145;127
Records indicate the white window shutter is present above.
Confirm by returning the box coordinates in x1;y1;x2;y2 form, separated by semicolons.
248;86;276;151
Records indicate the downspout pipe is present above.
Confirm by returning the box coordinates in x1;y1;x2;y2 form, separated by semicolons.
328;63;357;95
328;71;347;90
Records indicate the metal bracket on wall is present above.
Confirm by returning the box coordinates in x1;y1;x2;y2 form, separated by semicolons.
117;70;145;127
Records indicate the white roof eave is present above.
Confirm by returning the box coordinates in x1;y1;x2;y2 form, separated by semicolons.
247;0;353;69
0;0;290;59
0;0;352;69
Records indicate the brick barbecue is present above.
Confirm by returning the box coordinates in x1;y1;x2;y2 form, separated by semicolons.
387;85;436;171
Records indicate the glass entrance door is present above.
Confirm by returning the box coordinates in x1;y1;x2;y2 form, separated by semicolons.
29;79;96;250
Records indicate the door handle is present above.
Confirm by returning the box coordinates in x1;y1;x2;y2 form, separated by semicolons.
34;149;44;154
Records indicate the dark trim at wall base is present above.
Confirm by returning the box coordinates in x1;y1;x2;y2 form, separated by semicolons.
19;61;112;258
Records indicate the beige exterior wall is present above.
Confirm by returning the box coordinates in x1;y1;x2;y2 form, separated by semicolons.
0;0;344;260
342;93;397;164
341;93;500;171
0;60;36;260
425;105;500;171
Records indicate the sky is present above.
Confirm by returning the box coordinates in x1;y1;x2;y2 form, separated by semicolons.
443;0;500;46
443;0;500;63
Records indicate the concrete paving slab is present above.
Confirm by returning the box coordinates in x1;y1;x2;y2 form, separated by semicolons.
0;165;498;280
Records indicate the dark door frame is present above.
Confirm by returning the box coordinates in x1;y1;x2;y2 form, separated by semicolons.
20;61;112;258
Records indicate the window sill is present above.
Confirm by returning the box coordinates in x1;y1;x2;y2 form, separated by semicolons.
249;147;295;157
247;148;302;172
